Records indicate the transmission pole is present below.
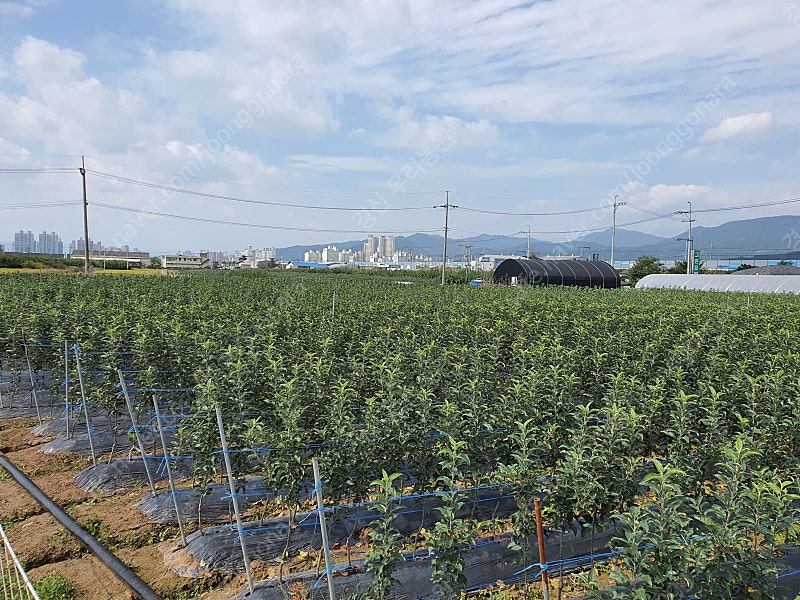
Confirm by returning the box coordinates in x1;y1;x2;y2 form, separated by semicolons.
687;201;693;274
436;191;457;285
80;156;90;275
517;226;531;258
611;195;627;267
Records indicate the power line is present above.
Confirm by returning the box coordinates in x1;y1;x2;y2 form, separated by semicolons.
0;154;81;158
0;168;77;173
0;201;82;210
85;156;440;196
91;202;441;234
86;169;435;212
693;196;800;214
457;204;607;217
626;203;682;221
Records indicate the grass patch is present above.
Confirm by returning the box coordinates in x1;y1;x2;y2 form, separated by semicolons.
34;572;77;600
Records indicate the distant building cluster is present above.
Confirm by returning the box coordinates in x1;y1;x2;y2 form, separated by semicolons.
10;231;114;256
301;234;417;266
69;237;102;254
13;230;64;255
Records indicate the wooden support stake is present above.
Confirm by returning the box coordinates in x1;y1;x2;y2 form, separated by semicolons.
535;497;550;600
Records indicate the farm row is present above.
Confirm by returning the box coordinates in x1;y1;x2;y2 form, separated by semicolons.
1;270;800;598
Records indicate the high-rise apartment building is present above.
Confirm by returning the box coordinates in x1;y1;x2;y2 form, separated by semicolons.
70;238;102;253
378;235;395;259
13;231;36;253
322;246;340;263
38;231;63;255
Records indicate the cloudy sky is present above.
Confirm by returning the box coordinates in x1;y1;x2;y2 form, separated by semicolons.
0;0;798;255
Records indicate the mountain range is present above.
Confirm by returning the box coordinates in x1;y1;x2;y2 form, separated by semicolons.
274;214;800;263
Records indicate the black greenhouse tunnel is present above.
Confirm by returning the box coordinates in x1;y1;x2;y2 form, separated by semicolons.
493;258;620;289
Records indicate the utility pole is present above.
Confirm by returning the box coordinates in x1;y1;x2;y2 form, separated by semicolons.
519;226;531;258
676;202;696;274
687;201;693;274
611;195;627;267
80;156;90;275
436;191;456;285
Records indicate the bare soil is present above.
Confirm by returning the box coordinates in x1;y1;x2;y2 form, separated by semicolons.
1;415;593;600
0;416;247;600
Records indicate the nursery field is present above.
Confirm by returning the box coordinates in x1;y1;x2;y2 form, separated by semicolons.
1;270;800;600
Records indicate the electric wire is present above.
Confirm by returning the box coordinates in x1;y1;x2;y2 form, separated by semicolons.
457;204;607;216
86;169;434;211
0;201;82;210
85;157;441;196
91;202;441;234
0;168;77;173
693;196;800;213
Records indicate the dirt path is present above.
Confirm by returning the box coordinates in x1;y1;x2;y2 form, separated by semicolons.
0;416;246;600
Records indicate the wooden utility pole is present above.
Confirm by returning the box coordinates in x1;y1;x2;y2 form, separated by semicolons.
80;156;90;275
437;191;456;285
611;195;626;267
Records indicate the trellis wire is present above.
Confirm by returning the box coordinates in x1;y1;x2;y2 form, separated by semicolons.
0;524;40;600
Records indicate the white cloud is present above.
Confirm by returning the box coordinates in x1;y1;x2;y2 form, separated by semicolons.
157;1;799;131
13;36;86;84
284;154;393;173
371;104;500;149
133;48;337;138
624;183;730;211
0;2;33;18
700;112;773;144
1;1;800;251
0;37;196;155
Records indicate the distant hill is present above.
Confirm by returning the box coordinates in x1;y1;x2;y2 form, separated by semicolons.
633;215;800;260
274;215;800;262
571;228;670;248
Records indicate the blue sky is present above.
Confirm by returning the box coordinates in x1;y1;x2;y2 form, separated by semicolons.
0;0;798;254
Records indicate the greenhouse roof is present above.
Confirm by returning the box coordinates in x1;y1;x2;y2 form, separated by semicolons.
737;265;800;276
493;258;620;288
636;274;800;294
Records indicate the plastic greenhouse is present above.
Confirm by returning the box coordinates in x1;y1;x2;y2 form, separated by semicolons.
636;274;800;294
493;258;621;289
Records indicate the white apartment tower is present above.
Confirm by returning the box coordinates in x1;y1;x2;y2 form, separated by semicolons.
38;231;63;255
378;235;395;259
13;231;36;253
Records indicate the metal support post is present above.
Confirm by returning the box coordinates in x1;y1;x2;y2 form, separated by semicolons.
215;405;254;594
20;329;42;424
312;456;336;600
64;341;70;439
119;370;157;497
73;345;96;467
153;396;186;546
1;523;41;598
